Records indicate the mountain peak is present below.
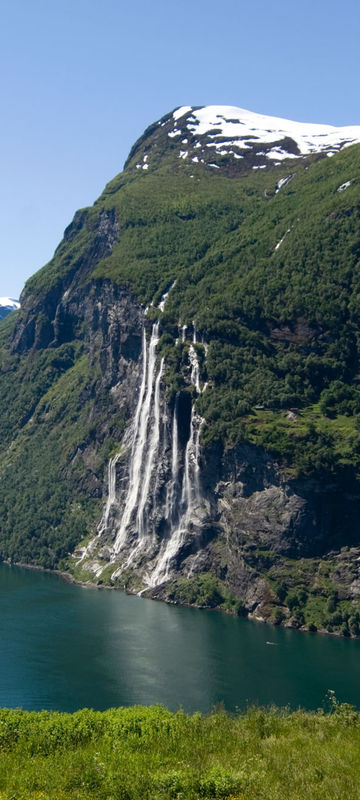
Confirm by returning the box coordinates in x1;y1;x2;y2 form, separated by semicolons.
125;104;360;176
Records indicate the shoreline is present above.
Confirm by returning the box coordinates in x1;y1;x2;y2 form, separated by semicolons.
1;557;356;641
2;558;116;589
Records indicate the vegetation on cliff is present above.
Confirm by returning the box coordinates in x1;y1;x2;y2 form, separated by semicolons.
20;139;360;476
1;111;360;628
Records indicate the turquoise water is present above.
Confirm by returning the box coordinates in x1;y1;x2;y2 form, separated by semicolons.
1;562;360;713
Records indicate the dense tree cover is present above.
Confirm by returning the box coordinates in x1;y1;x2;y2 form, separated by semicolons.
91;144;360;476
1;140;360;567
0;325;108;565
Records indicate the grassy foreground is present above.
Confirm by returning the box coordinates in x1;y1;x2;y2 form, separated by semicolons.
0;701;360;799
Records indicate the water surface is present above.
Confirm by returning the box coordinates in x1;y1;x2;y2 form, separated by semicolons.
1;563;359;713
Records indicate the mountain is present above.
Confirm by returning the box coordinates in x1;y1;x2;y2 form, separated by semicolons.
127;104;360;173
0;297;20;321
1;105;360;635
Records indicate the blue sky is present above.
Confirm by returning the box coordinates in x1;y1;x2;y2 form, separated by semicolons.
1;0;360;298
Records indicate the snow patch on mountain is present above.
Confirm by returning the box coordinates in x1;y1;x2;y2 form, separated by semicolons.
173;105;192;120
275;175;295;193
0;297;20;310
337;180;353;192
0;297;20;321
275;228;292;251
170;105;360;164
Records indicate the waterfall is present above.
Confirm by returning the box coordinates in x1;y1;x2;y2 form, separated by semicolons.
102;452;121;532
179;413;202;518
165;392;180;526
158;281;176;311
150;412;204;586
188;346;201;393
190;323;202;393
136;356;164;538
150;332;205;586
94;286;210;588
76;448;122;566
182;327;202;511
103;283;178;560
113;321;162;554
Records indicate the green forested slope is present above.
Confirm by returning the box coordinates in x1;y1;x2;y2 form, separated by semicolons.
90;144;360;469
0;132;360;579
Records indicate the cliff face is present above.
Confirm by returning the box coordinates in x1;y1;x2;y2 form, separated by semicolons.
69;279;360;628
31;266;359;616
1;105;360;633
58;277;360;629
12;209;121;355
3;257;360;629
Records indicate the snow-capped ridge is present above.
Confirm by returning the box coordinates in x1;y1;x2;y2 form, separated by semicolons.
0;297;20;310
170;105;360;165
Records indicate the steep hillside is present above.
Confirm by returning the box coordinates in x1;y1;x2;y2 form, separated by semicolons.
1;105;360;635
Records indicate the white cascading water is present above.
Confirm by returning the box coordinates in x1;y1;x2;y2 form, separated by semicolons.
135;355;164;538
158;281;176;311
112;321;162;555
150;324;205;585
165;391;180;526
105;284;176;567
188;346;201;393
102;452;121;533
95;291;208;587
77;450;122;565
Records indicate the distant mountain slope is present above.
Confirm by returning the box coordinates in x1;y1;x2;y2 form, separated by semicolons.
0;298;20;321
1;106;360;635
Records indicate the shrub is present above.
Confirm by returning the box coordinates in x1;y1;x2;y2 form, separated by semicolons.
273;608;285;624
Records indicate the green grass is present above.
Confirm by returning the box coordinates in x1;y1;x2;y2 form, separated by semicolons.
245;404;360;475
0;703;360;799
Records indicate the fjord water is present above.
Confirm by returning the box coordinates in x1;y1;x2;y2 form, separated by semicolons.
1;563;360;714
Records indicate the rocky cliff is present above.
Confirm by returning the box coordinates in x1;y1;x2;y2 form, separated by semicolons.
2;105;360;635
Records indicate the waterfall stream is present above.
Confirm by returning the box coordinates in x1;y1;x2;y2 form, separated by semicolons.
149;325;205;586
135;355;164;539
113;321;163;555
165;391;180;527
102;453;121;533
97;292;208;587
